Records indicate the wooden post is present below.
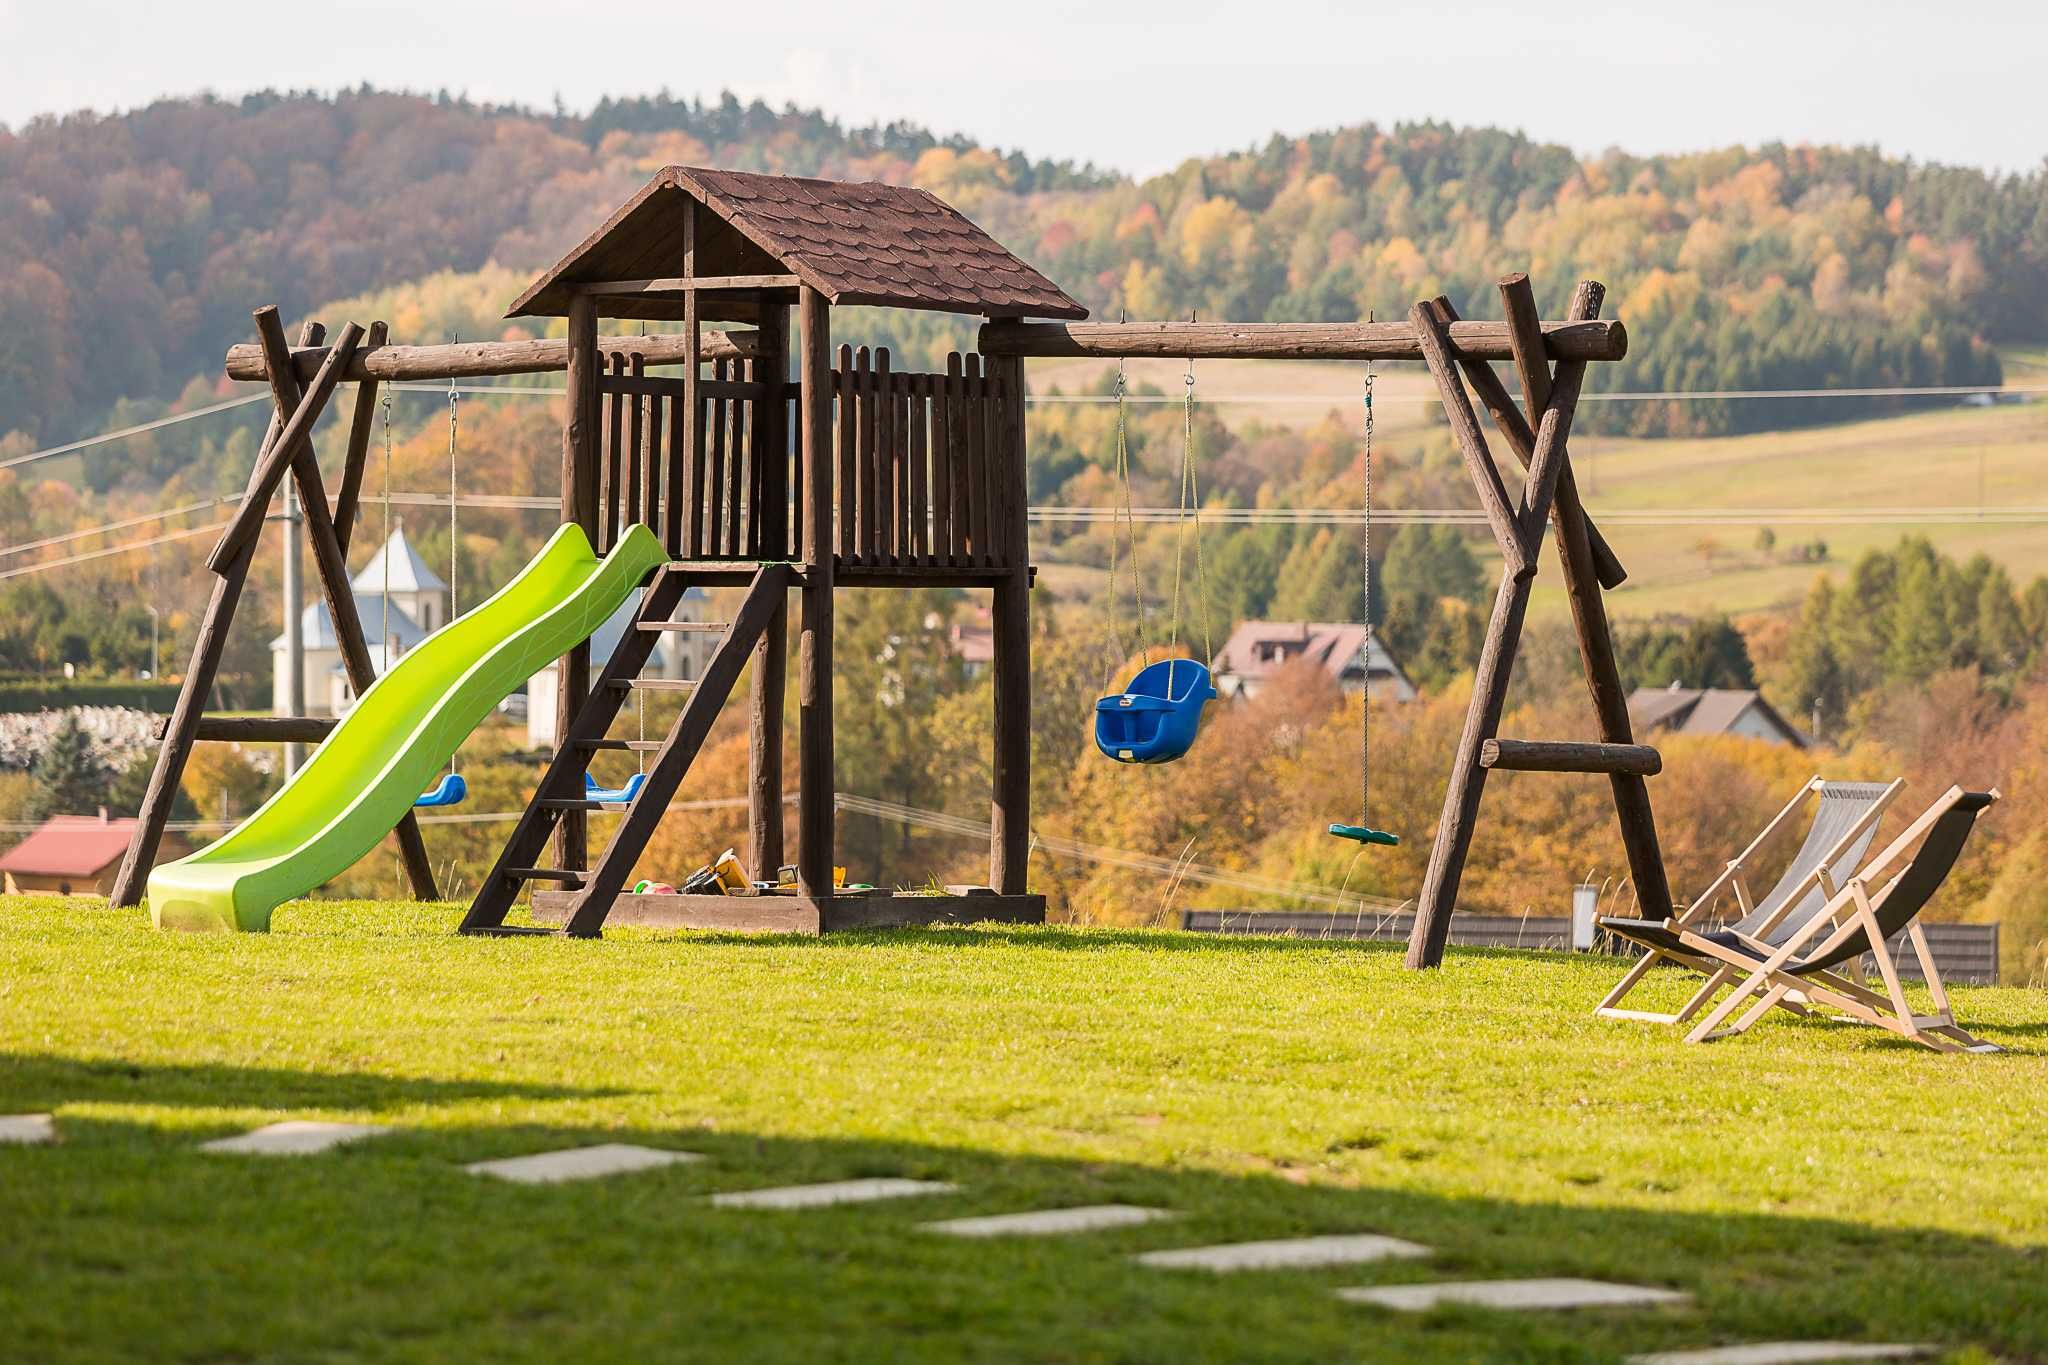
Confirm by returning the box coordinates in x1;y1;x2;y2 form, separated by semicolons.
112;318;328;906
252;309;438;901
333;320;390;557
988;354;1031;894
1510;278;1673;922
749;596;788;882
556;293;599;870
749;307;790;879
795;287;835;900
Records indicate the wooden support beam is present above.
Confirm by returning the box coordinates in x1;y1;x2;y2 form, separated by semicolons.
1407;564;1535;968
1542;283;1674;923
749;595;788;882
976;317;1627;363
571;274;802;296
1432;297;1626;590
562;564;792;937
988;354;1031;895
795;287;836;900
224;329;760;383
333;320;389;557
1412;302;1529;578
1480;739;1662;776
112;320;328;907
1498;272;1554;418
555;293;600;873
208;314;364;571
253;309;438;901
153;714;337;745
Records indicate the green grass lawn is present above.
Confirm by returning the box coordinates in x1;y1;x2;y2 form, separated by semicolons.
3;897;2045;1363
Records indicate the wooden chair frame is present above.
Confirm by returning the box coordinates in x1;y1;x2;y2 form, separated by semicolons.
1603;785;1999;1052
1596;776;1904;1026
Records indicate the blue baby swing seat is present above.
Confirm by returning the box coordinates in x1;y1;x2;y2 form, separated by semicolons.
414;773;468;808
1094;658;1217;764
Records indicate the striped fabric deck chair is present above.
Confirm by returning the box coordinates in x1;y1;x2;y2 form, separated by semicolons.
1596;777;1902;1027
1610;786;2000;1052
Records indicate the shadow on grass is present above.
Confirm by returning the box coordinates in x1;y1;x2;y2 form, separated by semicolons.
0;1082;2039;1361
0;1051;630;1113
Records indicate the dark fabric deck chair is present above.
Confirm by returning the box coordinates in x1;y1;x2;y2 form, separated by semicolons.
1596;777;1902;1027
1675;785;1999;1050
1612;786;2000;1052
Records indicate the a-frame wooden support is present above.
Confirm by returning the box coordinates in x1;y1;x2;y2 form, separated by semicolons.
111;307;438;907
1405;275;1673;969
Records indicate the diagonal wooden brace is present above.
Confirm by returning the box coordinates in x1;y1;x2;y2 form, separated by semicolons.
1411;302;1531;579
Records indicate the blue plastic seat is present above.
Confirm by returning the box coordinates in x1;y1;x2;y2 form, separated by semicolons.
414;773;467;808
585;771;647;804
1094;659;1217;764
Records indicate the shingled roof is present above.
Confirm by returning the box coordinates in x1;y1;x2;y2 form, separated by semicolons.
508;166;1087;322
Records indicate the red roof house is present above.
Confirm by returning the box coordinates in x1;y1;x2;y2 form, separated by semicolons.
0;812;184;897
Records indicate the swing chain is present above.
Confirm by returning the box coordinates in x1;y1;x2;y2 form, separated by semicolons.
379;389;392;657
1360;358;1375;825
1104;355;1150;684
1167;356;1214;674
447;336;460;776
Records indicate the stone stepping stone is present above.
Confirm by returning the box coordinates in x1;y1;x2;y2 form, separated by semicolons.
709;1178;958;1210
1135;1233;1430;1272
0;1114;55;1145
1340;1278;1688;1312
1628;1345;1932;1364
465;1143;704;1184
922;1205;1173;1238
201;1120;389;1156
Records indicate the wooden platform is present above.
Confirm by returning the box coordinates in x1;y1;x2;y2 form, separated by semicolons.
527;890;1046;935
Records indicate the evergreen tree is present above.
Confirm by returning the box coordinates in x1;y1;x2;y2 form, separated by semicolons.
1381;524;1485;609
24;716;110;822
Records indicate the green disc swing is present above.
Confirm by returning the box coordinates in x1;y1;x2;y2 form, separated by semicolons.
1328;355;1399;847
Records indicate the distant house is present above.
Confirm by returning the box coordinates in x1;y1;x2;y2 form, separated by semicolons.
1626;685;1807;748
270;524;440;717
1210;621;1416;702
944;609;995;680
0;812;184;897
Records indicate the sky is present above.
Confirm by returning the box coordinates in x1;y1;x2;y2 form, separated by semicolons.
2;0;2043;177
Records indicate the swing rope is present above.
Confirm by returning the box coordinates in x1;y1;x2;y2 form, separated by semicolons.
379;390;392;657
1328;336;1398;847
1166;353;1214;685
445;339;460;777
1103;354;1150;688
1359;362;1374;825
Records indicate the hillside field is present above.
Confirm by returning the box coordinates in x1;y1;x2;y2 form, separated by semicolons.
3;897;2045;1363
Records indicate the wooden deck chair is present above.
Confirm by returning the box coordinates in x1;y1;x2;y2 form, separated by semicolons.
1674;785;2000;1051
1596;777;1902;1027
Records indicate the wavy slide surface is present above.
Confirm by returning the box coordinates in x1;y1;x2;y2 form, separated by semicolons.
150;523;667;932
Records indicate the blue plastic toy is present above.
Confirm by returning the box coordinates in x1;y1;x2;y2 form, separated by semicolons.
585;771;647;804
1094;659;1217;764
414;773;468;808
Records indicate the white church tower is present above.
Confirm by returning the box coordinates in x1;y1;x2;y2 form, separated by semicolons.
350;521;450;633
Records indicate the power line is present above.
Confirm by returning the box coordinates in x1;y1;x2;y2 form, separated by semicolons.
0;519;230;582
0;497;233;560
1;395;270;472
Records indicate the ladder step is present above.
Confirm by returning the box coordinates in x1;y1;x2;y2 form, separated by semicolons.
574;738;664;751
1480;738;1662;776
505;866;586;885
537;798;631;811
610;678;697;692
637;621;731;632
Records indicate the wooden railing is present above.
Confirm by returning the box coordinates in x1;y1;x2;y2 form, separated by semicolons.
595;351;792;560
593;344;1018;573
830;346;1017;570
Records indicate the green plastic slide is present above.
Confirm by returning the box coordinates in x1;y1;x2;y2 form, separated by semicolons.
149;523;668;932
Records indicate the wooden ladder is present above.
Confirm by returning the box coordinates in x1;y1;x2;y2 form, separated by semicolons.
460;561;792;938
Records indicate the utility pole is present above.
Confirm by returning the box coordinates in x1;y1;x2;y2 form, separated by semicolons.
279;480;306;776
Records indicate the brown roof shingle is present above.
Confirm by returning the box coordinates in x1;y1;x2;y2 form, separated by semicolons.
508;167;1087;322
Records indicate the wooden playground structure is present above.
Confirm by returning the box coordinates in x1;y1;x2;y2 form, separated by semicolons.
114;165;1669;966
